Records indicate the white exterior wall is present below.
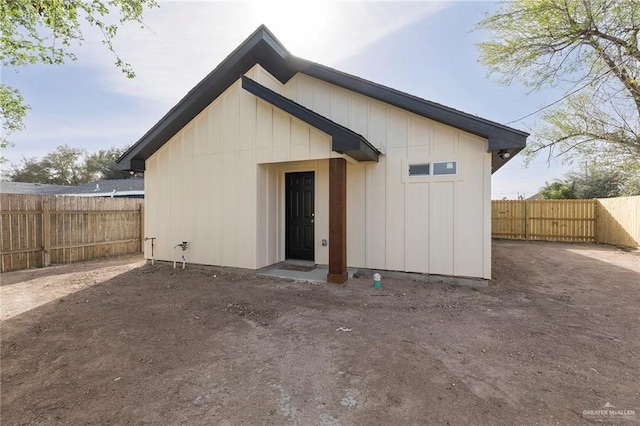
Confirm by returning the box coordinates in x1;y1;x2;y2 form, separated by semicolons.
256;160;331;269
145;76;335;269
282;71;492;278
145;64;492;278
145;82;254;268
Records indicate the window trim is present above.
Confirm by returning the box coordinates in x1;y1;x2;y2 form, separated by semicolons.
403;159;460;183
408;163;430;176
432;160;458;176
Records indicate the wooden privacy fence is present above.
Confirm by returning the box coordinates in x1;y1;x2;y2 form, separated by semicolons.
492;196;640;247
492;199;598;242
597;196;640;247
1;194;144;273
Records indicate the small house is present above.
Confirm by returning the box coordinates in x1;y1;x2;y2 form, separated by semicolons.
117;26;527;283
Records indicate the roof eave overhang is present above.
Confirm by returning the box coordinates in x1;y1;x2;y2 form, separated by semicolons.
486;128;528;173
241;76;379;162
117;25;297;171
491;147;525;173
291;59;529;173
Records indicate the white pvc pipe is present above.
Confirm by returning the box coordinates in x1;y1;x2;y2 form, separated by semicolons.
174;242;187;269
373;273;381;289
145;238;155;265
173;244;178;269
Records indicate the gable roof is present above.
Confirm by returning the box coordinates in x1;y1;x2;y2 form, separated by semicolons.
241;76;378;162
117;25;528;172
0;181;73;195
0;179;144;197
60;179;144;197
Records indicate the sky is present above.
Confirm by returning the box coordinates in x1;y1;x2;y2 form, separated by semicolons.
1;0;574;199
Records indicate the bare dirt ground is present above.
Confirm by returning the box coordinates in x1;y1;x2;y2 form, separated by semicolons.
1;241;639;425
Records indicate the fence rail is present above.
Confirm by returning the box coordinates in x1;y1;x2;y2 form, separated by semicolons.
492;196;640;247
3;194;637;272
1;194;143;272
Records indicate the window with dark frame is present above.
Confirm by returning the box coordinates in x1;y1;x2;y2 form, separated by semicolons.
432;161;457;175
408;163;430;176
408;161;457;177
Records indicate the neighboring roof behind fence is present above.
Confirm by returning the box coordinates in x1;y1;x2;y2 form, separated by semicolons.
0;181;73;195
60;179;144;195
1;179;144;197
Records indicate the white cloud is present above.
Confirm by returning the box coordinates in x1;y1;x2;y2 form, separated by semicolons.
77;1;450;105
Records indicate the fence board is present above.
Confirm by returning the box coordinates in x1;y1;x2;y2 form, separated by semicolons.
492;199;597;242
597;196;640;247
1;194;143;272
492;197;639;248
491;200;527;240
527;200;597;242
1;194;42;271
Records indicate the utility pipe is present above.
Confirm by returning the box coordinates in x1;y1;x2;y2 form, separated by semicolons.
173;242;188;269
144;237;156;265
173;243;178;269
373;273;381;289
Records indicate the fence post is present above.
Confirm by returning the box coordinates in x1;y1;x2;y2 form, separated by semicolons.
42;200;51;267
594;200;599;243
139;203;145;253
524;201;528;240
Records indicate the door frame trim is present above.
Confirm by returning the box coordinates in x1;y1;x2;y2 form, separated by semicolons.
279;165;318;263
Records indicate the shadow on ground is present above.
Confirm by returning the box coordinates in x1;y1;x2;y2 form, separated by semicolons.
0;255;143;288
1;241;639;425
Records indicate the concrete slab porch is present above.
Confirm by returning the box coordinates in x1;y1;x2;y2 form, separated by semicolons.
257;260;357;284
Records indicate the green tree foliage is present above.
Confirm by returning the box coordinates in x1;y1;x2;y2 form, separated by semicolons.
6;155;51;184
571;168;620;199
84;147;132;180
477;0;640;170
540;161;640;199
618;163;640;195
0;84;28;150
5;145;136;185
0;0;157;155
540;181;577;199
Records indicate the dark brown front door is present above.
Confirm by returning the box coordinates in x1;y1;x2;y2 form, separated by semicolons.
286;172;315;261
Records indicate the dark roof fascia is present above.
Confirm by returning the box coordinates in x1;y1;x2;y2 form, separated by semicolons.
241;76;379;162
290;58;529;151
117;25;295;171
491;147;524;173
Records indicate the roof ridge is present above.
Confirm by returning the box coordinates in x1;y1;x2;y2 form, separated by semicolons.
117;25;528;173
293;57;528;137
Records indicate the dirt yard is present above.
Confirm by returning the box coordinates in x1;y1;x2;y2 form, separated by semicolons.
1;241;639;425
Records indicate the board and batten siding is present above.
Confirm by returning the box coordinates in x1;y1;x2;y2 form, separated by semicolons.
145;64;492;279
145;78;337;269
282;69;492;278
